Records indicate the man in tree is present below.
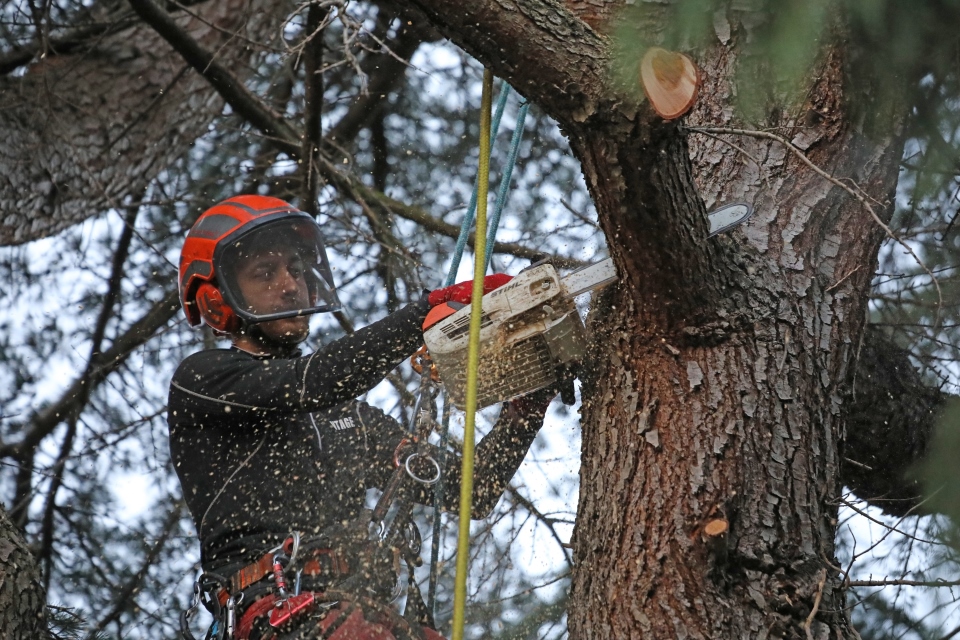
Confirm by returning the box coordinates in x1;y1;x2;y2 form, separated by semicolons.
168;194;557;640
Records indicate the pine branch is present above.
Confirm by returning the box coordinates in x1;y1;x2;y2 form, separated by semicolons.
0;289;181;460
83;505;182;640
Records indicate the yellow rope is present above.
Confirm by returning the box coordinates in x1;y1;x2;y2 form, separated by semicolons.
450;68;494;640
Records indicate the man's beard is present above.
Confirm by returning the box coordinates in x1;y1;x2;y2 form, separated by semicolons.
244;319;308;355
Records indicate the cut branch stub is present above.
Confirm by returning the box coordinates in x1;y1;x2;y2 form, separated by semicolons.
703;518;729;538
639;47;701;120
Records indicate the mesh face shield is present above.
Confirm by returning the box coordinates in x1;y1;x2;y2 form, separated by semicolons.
216;217;341;324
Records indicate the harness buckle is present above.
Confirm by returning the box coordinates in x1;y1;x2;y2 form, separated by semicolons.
268;592;316;628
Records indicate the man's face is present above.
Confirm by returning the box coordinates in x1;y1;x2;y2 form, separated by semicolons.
233;245;311;344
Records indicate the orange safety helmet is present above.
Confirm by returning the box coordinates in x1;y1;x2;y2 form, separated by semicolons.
179;195;341;333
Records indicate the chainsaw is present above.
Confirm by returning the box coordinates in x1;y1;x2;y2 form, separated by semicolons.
422;258;613;409
422;202;753;409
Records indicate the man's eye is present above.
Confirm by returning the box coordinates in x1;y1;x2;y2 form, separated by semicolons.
255;268;273;280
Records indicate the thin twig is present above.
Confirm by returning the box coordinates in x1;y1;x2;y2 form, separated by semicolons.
84;505;183;640
849;578;960;588
687;126;943;332
826;266;861;292
840;497;942;548
804;569;828;640
692;128;773;193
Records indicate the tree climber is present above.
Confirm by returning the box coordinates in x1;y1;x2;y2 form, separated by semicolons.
168;195;559;640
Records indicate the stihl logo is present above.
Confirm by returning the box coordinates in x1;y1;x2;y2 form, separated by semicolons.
329;417;356;431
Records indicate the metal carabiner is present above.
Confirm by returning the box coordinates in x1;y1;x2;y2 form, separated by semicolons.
179;582;202;640
403;518;422;556
287;531;301;567
225;594;239;639
405;452;441;485
272;552;290;600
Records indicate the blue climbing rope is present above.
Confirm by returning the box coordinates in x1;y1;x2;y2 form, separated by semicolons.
485;101;529;272
444;83;510;286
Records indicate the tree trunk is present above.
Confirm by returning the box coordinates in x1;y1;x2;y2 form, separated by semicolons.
0;506;47;639
394;0;910;637
569;33;906;640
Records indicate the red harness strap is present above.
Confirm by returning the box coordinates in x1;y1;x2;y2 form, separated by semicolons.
217;547;349;606
235;592;447;640
235;593;280;640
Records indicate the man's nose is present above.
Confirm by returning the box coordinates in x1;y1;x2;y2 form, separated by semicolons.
275;268;300;293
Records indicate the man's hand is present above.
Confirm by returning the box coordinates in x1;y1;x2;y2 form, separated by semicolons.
427;273;513;307
423;273;513;331
510;364;579;416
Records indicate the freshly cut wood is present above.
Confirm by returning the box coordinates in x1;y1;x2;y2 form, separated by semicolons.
639;47;701;120
703;518;729;537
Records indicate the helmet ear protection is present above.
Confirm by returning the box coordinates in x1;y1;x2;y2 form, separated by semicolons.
195;282;241;334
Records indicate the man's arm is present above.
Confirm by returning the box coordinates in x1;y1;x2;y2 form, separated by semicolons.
451;392;553;518
367;389;554;518
170;299;429;417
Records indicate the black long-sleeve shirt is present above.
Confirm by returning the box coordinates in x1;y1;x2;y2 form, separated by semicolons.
167;299;544;575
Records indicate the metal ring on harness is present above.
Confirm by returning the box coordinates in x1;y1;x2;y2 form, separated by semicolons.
286;531;301;567
270;531;301;566
405;452;440;485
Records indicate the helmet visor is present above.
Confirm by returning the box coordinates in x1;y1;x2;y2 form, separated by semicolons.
217;217;341;323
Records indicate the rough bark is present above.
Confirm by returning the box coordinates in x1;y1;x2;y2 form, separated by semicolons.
569;49;899;640
0;0;283;245
0;506;47;639
395;0;911;637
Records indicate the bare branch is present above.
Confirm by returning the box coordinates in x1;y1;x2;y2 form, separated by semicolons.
298;2;328;216
126;0;300;154
83;505;183;640
393;0;608;126
0;289;181;460
129;0;583;272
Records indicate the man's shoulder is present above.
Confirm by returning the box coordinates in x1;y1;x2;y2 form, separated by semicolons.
177;347;251;369
171;348;249;387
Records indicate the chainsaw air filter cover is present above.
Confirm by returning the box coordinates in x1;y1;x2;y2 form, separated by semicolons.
423;263;588;409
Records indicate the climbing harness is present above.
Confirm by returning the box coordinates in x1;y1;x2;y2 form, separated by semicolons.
180;530;430;640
